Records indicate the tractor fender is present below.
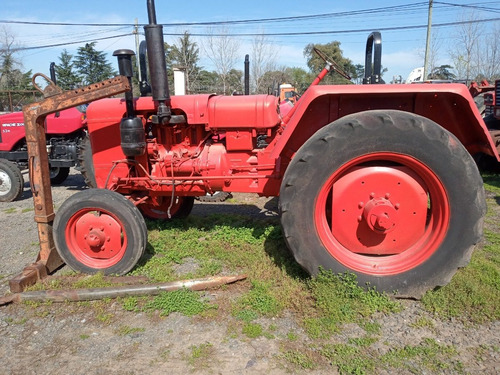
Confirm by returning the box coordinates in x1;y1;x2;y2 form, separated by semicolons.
271;84;498;162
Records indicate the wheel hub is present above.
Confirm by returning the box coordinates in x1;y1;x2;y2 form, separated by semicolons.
362;197;397;234
86;229;106;249
72;212;124;260
330;165;428;255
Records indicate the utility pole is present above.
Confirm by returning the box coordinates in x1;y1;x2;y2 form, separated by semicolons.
134;18;141;82
423;0;434;81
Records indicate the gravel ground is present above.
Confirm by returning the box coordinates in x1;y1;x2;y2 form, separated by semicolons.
0;169;499;374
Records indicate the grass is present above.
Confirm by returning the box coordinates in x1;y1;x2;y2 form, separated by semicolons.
421;174;500;323
144;288;215;317
184;342;215;370
16;183;500;374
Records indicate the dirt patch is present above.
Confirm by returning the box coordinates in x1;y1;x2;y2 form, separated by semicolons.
0;169;499;374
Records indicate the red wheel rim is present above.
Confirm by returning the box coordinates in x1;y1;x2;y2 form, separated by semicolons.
140;196;184;219
65;208;127;269
314;152;449;276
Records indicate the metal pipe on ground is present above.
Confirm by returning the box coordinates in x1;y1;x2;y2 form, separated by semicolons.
0;274;246;306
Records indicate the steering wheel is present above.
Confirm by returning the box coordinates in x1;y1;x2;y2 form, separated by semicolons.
313;47;352;81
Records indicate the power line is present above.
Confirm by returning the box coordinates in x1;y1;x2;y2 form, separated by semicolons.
12;14;499;52
0;3;430;28
13;33;132;52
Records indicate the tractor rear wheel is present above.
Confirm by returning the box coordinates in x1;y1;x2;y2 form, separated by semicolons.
139;196;195;220
49;166;70;185
0;159;24;202
78;134;97;188
54;189;147;275
279;110;486;298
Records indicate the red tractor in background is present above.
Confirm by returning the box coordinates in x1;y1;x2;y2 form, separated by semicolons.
0;64;90;202
43;0;498;297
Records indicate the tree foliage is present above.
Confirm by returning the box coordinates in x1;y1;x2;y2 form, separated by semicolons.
428;65;456;80
73;42;116;85
0;26;25;89
54;49;81;89
169;32;200;94
303;41;354;84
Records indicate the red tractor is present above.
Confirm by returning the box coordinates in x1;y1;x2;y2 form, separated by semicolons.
0;64;89;202
44;0;497;297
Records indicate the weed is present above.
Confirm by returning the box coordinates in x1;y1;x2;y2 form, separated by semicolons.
422;228;500;323
73;272;114;289
281;349;317;370
80;334;90;340
319;343;376;375
304;270;400;338
287;332;299;341
359;321;381;335
234;309;258;323
242;322;263;338
121;296;139;312
236;280;280;316
21;207;34;213
348;336;378;348
185;342;215;370
381;338;463;373
411;316;436;330
3;207;16;214
116;325;146;336
145;288;215;317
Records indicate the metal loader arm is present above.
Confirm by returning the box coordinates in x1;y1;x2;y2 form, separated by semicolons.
9;75;131;293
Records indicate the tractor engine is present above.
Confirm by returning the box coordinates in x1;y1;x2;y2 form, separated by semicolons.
145;125;229;194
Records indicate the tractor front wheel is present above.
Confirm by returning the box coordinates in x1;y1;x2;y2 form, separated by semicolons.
279;110;486;298
54;189;147;275
0;159;24;202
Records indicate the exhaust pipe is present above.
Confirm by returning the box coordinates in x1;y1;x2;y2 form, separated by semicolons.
144;0;172;124
244;54;250;95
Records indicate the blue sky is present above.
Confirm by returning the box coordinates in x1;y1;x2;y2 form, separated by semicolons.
2;0;499;84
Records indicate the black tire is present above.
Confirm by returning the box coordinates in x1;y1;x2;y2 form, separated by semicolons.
49;166;70;185
0;159;24;202
139;196;195;220
196;191;232;203
279;110;486;298
78;134;96;188
53;189;147;275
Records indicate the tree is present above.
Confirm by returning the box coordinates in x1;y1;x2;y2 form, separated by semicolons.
204;28;240;95
251;33;279;94
303;41;354;84
0;26;23;89
428;65;456;80
170;32;201;94
450;12;482;83
0;26;35;111
54;49;81;89
74;42;116;85
351;64;365;84
284;67;315;93
191;69;219;93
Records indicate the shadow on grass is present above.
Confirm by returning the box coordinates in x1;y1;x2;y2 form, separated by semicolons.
136;198;309;281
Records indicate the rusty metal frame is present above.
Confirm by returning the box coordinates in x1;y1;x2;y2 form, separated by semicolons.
9;76;131;293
